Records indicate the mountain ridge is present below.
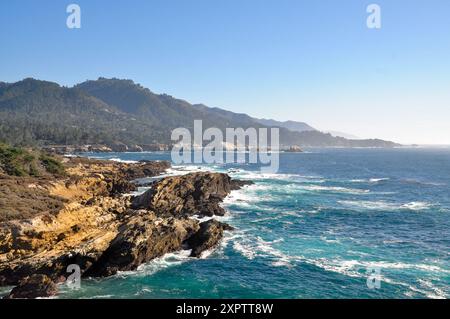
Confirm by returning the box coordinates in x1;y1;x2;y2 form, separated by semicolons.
255;118;316;133
0;77;401;149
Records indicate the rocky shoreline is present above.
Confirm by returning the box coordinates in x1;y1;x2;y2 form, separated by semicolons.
0;157;251;299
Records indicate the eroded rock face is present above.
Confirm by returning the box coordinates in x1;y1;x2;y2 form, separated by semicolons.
132;172;234;217
4;274;58;299
0;198;122;285
85;211;199;277
0;159;247;297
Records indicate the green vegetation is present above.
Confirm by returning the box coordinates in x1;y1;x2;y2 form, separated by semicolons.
0;144;31;176
0;78;400;148
0;143;65;177
39;154;65;176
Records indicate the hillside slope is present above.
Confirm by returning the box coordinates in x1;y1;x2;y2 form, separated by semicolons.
255;118;316;133
0;78;400;148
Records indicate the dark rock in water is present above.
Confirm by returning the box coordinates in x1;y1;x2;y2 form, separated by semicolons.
132;172;240;217
84;211;199;277
186;220;234;258
4;274;57;299
121;160;171;180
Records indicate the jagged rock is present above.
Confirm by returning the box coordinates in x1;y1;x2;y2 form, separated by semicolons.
4;274;57;299
108;178;137;196
186;220;234;257
0;193;123;286
0;157;239;297
120;161;171;180
132;172;234;217
85;211;199;277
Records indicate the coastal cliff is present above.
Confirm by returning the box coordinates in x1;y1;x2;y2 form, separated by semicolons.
0;153;249;298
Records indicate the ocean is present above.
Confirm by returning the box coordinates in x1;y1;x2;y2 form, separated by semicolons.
59;148;449;299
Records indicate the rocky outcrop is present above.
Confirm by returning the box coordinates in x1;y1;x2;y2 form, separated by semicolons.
85;212;199;277
4;274;58;299
185;220;234;257
0;196;123;285
120;161;171;180
132;172;235;217
0;158;249;298
109;178;137;196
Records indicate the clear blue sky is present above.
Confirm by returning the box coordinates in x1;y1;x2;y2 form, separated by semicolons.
1;0;449;144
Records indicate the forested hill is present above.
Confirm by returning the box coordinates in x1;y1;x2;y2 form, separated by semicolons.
0;78;400;148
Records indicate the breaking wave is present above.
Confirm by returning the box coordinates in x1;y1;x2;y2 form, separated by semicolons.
338;200;434;211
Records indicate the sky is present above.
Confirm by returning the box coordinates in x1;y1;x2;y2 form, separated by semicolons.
1;0;449;145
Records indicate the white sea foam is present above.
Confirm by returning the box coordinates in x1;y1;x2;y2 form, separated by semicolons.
339;200;434;211
190;214;232;224
417;279;448;299
402;202;433;210
116;250;192;278
223;186;269;205
223;191;256;205
230;225;450;295
232;170;323;183
320;236;341;244
350;177;390;183
297;257;450;289
190;215;214;223
108;158;139;164
370;178;390;183
220;232;244;250
233;242;257;260
164;165;208;176
358;261;449;273
134;288;153;297
124;186;151;197
232;235;294;267
298;185;370;194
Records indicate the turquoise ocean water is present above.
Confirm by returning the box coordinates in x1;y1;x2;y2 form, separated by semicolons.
56;148;449;299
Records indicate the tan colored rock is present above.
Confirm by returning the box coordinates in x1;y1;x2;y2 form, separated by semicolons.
0;157;240;298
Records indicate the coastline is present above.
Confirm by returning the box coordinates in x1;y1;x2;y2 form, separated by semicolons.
0;156;251;299
1;148;449;299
